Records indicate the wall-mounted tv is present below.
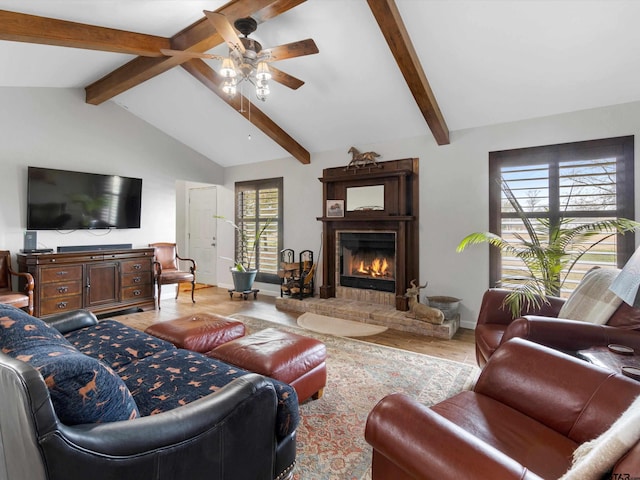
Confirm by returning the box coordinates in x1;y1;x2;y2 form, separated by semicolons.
27;166;143;230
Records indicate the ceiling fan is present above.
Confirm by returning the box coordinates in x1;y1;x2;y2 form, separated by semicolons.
162;11;319;101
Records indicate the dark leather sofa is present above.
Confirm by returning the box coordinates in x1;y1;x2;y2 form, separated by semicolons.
0;306;297;480
365;338;640;479
475;288;640;367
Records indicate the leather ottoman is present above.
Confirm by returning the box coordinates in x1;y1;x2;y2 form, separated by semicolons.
144;313;246;353
207;328;327;403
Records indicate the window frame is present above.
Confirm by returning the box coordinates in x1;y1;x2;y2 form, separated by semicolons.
234;177;283;284
488;136;635;291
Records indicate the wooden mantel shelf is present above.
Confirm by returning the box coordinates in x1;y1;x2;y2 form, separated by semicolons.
318;168;412;183
316;216;415;222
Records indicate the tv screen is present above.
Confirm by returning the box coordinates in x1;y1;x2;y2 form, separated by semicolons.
27;166;142;230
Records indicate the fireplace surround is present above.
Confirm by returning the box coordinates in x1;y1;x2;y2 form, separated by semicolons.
318;158;419;311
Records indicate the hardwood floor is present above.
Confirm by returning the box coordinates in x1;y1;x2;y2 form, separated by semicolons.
113;285;477;366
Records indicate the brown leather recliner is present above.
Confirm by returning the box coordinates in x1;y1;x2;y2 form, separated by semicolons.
365;338;640;480
149;243;196;310
475;288;640;367
0;250;34;315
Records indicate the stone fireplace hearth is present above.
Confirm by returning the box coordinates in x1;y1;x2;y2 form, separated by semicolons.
274;157;459;339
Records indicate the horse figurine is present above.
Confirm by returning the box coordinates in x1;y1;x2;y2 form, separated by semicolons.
345;147;382;170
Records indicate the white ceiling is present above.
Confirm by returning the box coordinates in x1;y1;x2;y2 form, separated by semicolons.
2;0;640;167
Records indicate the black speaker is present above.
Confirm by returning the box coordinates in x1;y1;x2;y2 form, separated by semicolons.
24;231;37;251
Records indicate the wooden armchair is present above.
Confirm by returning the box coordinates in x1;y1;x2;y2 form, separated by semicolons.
149;243;196;310
0;250;34;315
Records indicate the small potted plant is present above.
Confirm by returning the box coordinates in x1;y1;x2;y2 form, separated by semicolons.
216;217;273;292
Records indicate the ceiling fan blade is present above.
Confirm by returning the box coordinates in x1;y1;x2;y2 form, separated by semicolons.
260;39;319;62
203;10;245;55
160;49;223;60
269;66;305;90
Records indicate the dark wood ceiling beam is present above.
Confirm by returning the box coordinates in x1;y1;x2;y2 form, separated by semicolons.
366;0;450;145
0;10;169;56
86;0;306;105
181;58;310;165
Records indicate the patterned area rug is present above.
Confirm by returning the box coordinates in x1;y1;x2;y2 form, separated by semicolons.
229;314;479;480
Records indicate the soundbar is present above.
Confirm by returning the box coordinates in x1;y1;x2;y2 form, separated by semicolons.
57;244;133;253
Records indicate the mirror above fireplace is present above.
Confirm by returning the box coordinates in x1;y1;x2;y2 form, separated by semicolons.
346;185;384;211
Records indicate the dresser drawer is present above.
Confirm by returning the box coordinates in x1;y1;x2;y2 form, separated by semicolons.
40;265;83;284
122;272;152;288
122;284;153;301
40;296;83;316
121;259;151;274
41;281;83;298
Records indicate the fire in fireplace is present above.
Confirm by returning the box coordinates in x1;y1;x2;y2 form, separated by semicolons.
338;232;396;292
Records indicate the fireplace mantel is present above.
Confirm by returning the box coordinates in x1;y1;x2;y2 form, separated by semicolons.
318;158;419;310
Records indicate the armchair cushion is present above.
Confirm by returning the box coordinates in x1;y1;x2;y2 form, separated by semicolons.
557;268;622;324
0;306;139;425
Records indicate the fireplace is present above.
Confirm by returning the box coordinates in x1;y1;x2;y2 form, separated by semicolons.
318;158;419;311
338;232;396;293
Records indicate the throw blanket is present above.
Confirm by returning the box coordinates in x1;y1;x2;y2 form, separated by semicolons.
560;395;640;479
557;268;622;325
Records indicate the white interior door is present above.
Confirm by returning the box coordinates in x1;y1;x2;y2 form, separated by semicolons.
188;186;217;285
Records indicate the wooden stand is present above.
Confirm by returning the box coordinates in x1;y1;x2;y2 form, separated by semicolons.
228;288;259;300
18;248;156;319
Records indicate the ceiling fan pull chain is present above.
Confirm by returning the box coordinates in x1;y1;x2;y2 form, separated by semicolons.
248;96;252;141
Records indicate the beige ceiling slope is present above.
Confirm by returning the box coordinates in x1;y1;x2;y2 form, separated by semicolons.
367;0;450;145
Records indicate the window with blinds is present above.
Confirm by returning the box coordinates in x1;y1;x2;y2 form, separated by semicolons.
235;177;283;284
489;136;635;297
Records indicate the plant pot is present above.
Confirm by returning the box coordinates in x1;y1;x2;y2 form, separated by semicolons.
231;269;257;292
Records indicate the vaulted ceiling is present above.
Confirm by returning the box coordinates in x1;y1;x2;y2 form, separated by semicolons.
2;0;640;167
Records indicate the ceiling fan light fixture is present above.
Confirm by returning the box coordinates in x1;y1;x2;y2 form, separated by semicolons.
256;61;272;81
256;81;270;101
222;78;237;96
220;57;237;78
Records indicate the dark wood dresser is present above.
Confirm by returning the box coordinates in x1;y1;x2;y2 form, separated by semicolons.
18;248;156;319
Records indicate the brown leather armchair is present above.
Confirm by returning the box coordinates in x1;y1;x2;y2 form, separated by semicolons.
149;243;196;310
365;338;640;480
476;288;640;368
0;250;34;315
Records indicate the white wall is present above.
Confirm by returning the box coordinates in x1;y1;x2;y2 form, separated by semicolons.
0;87;224;260
223;100;640;328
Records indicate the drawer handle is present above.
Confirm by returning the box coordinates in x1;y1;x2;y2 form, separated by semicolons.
133;290;141;296
132;264;142;270
57;301;68;309
133;277;141;283
56;271;68;276
57;286;68;294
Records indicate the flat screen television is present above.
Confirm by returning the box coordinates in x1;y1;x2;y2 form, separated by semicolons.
27;166;143;230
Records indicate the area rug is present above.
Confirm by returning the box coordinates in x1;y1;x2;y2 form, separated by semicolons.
296;312;388;337
229;314;479;480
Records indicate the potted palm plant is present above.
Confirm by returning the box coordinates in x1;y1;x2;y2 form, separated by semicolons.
457;180;640;317
217;217;273;292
